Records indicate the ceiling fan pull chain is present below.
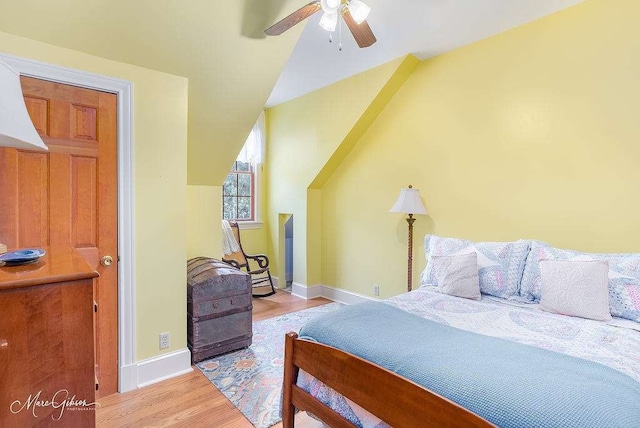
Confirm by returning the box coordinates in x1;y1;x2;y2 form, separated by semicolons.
338;10;343;52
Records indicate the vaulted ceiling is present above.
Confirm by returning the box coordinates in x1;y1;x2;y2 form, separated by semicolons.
0;0;584;185
268;0;584;106
0;0;304;185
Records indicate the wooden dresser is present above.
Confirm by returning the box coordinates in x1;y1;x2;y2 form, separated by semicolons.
0;247;98;427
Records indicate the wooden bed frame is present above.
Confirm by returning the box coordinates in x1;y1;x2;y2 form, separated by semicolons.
282;332;495;428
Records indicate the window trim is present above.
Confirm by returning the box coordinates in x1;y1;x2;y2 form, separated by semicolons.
237;220;263;230
222;161;262;226
222;111;265;228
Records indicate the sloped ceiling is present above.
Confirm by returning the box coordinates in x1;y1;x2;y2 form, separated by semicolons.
0;0;303;185
267;0;584;106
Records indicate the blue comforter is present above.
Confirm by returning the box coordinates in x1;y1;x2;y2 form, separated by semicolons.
298;301;640;427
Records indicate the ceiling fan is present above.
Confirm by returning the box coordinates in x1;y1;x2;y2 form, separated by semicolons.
265;0;376;48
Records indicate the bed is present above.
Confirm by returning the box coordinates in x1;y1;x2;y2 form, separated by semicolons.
282;287;640;427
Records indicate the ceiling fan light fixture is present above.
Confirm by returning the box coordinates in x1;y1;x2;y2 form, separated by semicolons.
348;0;371;24
319;11;338;32
264;0;376;48
320;0;341;14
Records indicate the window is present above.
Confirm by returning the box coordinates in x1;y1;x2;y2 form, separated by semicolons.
222;112;264;223
223;160;254;220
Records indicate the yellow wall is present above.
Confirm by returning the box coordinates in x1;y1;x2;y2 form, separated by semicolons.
237;226;268;257
266;57;414;286
187;185;222;259
0;31;189;360
187;159;268;266
321;0;640;298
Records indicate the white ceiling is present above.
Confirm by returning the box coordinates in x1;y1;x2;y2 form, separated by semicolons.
266;0;584;107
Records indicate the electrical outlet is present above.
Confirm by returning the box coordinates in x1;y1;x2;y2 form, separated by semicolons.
373;285;380;296
159;332;170;350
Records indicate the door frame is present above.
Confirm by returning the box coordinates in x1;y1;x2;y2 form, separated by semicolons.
0;53;137;392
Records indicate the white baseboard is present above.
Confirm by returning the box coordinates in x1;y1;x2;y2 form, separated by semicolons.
289;283;376;304
123;286;371;391
136;348;193;388
320;285;380;305
119;363;138;393
291;282;322;299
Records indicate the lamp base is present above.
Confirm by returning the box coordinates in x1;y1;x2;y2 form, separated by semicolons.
406;215;416;292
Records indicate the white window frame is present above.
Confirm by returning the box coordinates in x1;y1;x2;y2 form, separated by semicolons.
223;112;264;229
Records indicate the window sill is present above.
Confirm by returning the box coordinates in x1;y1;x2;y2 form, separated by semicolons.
236;221;263;230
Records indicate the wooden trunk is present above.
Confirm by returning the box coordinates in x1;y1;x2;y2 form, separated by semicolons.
187;258;252;363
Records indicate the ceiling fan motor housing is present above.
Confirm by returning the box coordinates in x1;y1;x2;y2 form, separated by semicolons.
320;0;341;14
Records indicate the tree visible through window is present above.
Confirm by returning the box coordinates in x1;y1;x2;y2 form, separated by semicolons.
223;161;254;220
222;113;264;222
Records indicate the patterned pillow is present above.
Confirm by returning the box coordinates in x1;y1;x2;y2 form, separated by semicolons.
421;235;531;299
520;241;640;322
432;253;481;301
539;259;612;321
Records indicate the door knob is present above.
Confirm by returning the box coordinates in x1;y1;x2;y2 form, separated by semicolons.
101;255;114;267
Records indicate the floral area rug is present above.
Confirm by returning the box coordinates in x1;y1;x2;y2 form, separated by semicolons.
196;302;343;428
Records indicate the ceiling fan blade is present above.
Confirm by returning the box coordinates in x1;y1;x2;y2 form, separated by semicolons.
242;0;288;39
265;1;321;36
341;8;377;48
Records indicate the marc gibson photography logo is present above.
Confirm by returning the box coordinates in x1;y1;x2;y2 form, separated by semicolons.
10;389;99;421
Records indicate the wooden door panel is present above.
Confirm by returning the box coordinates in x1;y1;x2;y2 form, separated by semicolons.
24;96;49;136
72;156;98;248
50;153;72;246
0;77;118;398
72;104;98;141
0;149;51;249
0;150;17;248
50;98;71;139
17;151;49;248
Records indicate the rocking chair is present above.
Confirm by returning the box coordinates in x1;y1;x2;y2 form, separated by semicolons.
222;221;277;297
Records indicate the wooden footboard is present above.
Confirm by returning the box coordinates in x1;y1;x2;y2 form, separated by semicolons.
282;332;494;428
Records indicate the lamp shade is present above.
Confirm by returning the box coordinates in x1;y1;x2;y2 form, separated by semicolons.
348;0;371;24
390;186;428;215
319;11;338;32
0;58;48;151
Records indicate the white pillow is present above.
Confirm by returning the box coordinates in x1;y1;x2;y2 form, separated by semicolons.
539;259;612;321
432;253;481;300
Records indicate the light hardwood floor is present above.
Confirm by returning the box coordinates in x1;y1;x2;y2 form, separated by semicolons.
97;290;331;427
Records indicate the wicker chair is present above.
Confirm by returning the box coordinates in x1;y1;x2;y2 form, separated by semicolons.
222;221;276;297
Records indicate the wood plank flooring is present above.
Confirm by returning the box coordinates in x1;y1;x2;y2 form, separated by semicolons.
96;290;331;427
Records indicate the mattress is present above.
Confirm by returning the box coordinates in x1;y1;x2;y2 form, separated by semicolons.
296;287;640;427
